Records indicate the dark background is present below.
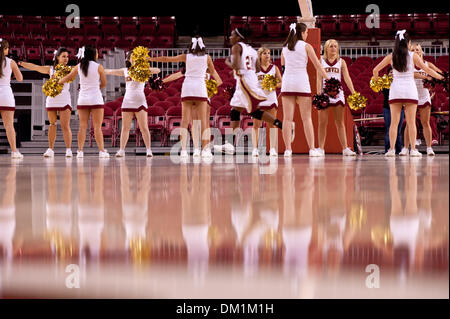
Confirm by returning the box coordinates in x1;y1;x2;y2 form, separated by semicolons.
2;1;449;36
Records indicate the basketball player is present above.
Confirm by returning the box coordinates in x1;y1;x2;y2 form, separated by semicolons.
214;28;283;155
251;47;282;157
59;45;109;158
372;30;443;157
104;51;161;157
400;44;443;157
19;48;73;157
148;37;222;158
280;23;330;157
317;39;356;157
0;38;24;158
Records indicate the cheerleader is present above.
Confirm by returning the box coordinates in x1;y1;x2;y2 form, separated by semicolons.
148;37;222;158
59;45;109;158
214;28;283;155
19;48;73;157
400;43;443;157
0;39;24;158
104;51;161;157
252;47;282;157
317;39;356;157
372;30;443;157
280;23;329;157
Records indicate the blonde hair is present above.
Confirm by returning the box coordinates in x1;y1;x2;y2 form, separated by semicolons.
257;47;271;63
323;39;339;60
413;43;423;59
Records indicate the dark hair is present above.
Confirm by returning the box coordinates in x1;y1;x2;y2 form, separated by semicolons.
392;31;410;73
234;27;251;42
80;45;97;77
188;37;206;56
283;23;307;51
0;39;9;78
53;47;69;68
125;51;132;69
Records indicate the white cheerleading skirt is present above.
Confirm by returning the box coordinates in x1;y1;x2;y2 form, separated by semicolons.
181;76;208;102
281;69;311;96
122;92;148;112
0;86;15;109
389;77;419;105
417;87;432;108
327;89;345;107
77;86;104;107
230;71;267;113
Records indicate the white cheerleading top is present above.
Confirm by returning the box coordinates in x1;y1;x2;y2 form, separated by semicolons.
77;61;104;105
389;51;419;102
0;57;15;107
256;64;278;107
282;41;308;74
122;68;147;109
414;61;432;106
321;57;345;104
46;66;72;108
181;53;208;99
232;42;258;75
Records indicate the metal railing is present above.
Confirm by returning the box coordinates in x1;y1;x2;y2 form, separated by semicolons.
338;45;449;60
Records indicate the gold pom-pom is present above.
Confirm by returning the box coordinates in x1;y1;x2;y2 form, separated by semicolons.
54;64;73;83
43;78;63;97
205;79;218;98
261;74;278;92
347;91;367;111
381;73;393;89
370;76;384;92
128;46;152;82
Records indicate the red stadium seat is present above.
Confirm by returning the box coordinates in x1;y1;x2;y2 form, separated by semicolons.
119;17;138;25
84;25;102;43
100;16;119;25
24;42;42;63
339;15;357;36
211;95;228;106
102;25;121;43
114;108;138;146
97;39;114;58
113;39;133;51
146;95;160;106
153;101;174;111
433;13;449;35
248;16;265;38
158;23;175;36
265;16;283;38
42;40;59;63
341;56;353;67
377;14;395;37
121;24;139;42
29;25;47;41
317;15;338;36
166;105;183;144
413;13;432;35
230;16;248;33
81;16;100;25
166;96;181;105
13;26;30;42
215;105;232;135
394;14;413;31
67;27;85;44
164;87;179;96
149;91;169;101
90;106;115;147
145;105;166;146
356;14;374;36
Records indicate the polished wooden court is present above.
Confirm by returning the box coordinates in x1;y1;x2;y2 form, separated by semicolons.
0;154;448;298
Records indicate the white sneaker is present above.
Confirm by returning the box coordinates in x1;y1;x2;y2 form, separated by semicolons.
309;149;321;157
146;149;153;157
409;149;422;157
193;148;201;157
385;149;396;157
291;122;295;143
43;148;54;158
316;148;325;157
65;149;73;157
11;151;23;159
269;148;278;157
426;147;435;156
284;149;292;157
201;148;213;158
252;148;259;157
399;148;409;156
342;147;356;156
180;150;189;158
99;150;110;158
115;149;125;157
415;139;422;146
214;141;235;155
77;150;84;158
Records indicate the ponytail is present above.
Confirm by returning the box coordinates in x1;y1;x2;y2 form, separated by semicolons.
283;23;307;51
79;45;97;77
392;31;410;72
0;39;9;78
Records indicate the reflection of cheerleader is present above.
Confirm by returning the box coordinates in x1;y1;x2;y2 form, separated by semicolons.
317;39;356;157
0;167;17;262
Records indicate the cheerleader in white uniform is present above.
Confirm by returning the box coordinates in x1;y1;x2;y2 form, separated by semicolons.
251;47;282;158
19;48;73;157
280;23;329;157
0;39;23;158
59;45;109;158
105;51;160;157
149;37;222;158
400;44;443;157
317;39;356;157
214;28;284;155
373;30;443;157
